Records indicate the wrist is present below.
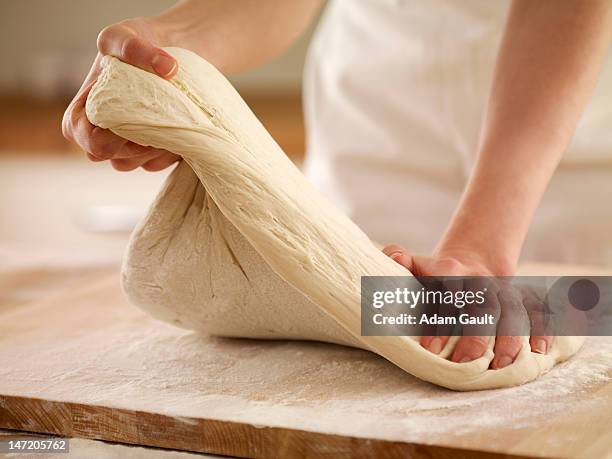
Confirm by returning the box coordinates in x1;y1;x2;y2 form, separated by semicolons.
436;174;525;277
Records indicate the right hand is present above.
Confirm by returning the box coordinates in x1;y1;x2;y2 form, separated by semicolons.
62;17;180;172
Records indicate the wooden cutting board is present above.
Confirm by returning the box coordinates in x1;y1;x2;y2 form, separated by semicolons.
1;264;611;458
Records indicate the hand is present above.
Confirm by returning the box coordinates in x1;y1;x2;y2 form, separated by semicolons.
383;244;552;369
62;17;180;172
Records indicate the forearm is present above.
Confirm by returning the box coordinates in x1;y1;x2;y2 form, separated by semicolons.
438;0;612;274
147;0;322;73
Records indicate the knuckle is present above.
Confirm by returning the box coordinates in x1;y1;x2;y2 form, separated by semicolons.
141;161;161;172
86;153;103;163
142;155;176;172
498;336;524;354
462;336;489;348
437;258;462;274
498;286;522;306
121;36;145;63
111;159;137;172
473;300;500;317
91;141;115;158
503;335;523;346
383;244;404;255
97;24;120;53
523;295;545;312
125;142;147;156
89;133;115;158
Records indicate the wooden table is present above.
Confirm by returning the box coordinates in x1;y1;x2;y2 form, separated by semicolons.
1;264;611;458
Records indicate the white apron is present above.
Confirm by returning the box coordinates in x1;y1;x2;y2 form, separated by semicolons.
303;0;612;266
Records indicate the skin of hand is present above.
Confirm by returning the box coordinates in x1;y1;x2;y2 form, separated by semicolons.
384;0;612;368
382;244;546;369
63;0;322;171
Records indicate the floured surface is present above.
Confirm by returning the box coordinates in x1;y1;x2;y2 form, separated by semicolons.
1;266;611;458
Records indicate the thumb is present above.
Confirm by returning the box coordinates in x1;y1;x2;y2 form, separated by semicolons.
97;23;177;79
382;244;414;272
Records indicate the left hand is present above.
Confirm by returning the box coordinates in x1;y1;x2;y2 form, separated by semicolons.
62;18;180;172
383;244;552;369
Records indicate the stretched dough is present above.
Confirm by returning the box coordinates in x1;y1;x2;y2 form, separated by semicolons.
86;48;584;390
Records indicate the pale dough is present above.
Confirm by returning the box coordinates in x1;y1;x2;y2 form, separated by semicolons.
85;48;584;390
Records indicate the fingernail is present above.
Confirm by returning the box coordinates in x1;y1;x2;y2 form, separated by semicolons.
427;337;443;354
152;54;177;78
389;251;403;261
496;356;513;369
534;339;548;354
459;356;472;363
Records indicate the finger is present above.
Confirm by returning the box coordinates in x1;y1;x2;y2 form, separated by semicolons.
98;141;169;160
97;23;177;78
110;148;165;171
418;276;452;353
86;153;104;162
70;111;96;153
63;77;124;160
458;280;499;353
87;126;128;159
519;285;553;355
420;335;451;355
382;244;406;258
141;153;181;172
451;336;490;363
491;335;523;369
490;284;529;369
73;114;127;160
462;278;501;339
62;54;105;145
382;244;414;272
111;157;147;172
429;258;465;316
62;79;97;145
496;283;530;337
401;253;457;353
104;141;151;158
529;335;553;355
72;113;145;161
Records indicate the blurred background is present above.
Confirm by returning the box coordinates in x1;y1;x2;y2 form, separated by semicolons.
0;0;318;267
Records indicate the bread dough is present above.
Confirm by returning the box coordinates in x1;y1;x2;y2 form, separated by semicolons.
86;48;584;390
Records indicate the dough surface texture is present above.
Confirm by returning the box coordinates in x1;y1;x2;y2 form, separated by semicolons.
86;48;584;390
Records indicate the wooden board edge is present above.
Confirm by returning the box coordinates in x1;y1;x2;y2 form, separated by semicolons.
0;395;527;459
